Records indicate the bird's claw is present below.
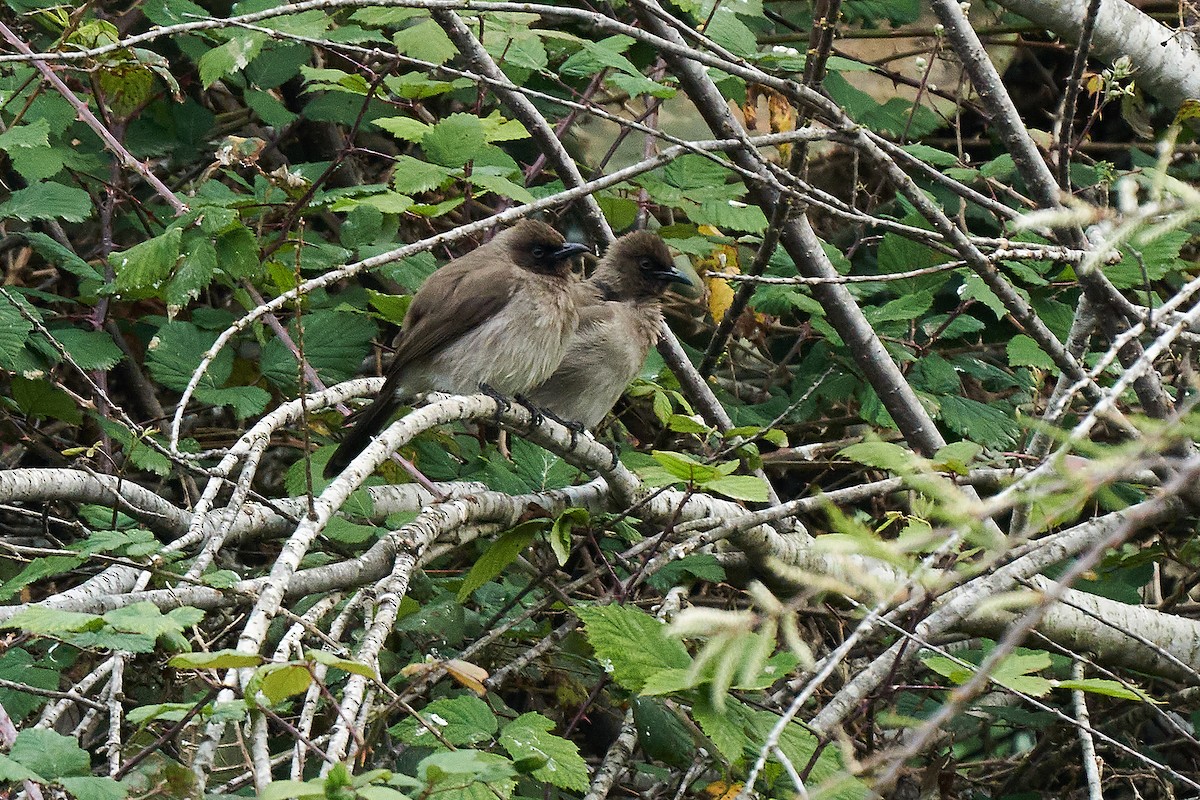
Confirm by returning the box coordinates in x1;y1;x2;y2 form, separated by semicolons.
478;382;511;423
605;440;620;471
514;394;545;427
539;407;585;448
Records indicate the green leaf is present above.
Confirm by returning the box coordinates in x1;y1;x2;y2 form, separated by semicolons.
113;228;183;295
0;555;85;602
939;395;1020;449
145;320;227;392
52;328;123;371
1007;333;1056;371
0;649;62;722
1105;230;1189;288
58;776;128;800
198;32;265;88
260;779;327;800
391;695;498;747
215;225;261;279
0;182;92;223
103;602;190;638
692;200;768;233
499;712;588;791
469;170;534;204
167;238;217;312
374;115;431;142
704;474;770;502
691;695;750;765
0;753;41;783
647;449;722;483
322;516;377;545
10;377;83;424
576;605;690;692
631;697;696;767
1055;678;1155;702
194;384;271;418
2;606;103;635
0;119;50;150
390;154;451;194
393;18;457;64
168;649;264;669
837;441;917;472
255;664;312;704
646;553;725;592
549;507;588;567
259;309;377;389
457;522;540;601
9;728;89;778
422;113;487;167
306;649;378;679
21;232;102;281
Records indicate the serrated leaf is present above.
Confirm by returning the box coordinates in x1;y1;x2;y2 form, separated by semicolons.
194;384;271;417
10;377;83;424
647;449;722;483
0;182;92;223
10;729;89;780
259;309;377;389
391;695;498;747
374;115;430;142
146;320;229;392
198;33;264;88
390;155;451;194
168;649;264;669
58;776;128;800
215;225;260;279
21;232;101;281
52;328;123;371
576;605;690;692
1007;333;1056;371
422;113;486;168
939;395;1020;449
499;712;588;791
103;602;187;638
704;474;769;502
837;441;917;472
0;555;85;602
1;606;103;635
113;228;183;295
469;171;534;203
393;18;457;64
168;238;217;312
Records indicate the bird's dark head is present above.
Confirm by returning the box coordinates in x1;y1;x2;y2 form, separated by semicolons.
502;219;592;276
593;231;693;300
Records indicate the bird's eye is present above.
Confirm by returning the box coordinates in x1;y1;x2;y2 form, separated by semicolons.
639;258;655;271
531;246;547;259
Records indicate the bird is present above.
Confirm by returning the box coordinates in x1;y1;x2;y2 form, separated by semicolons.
525;230;692;430
325;219;590;477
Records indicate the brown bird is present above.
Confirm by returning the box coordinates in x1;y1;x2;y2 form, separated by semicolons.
525;231;692;430
325;219;589;477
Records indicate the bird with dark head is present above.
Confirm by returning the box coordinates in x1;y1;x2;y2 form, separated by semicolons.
325;219;590;477
526;230;692;429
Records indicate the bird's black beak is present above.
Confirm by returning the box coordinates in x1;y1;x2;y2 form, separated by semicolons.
652;265;694;286
552;242;592;262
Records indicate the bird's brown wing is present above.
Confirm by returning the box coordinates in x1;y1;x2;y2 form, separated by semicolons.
389;262;517;371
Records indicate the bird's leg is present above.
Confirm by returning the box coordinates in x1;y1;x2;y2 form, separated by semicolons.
604;439;620;471
538;407;585;450
478;382;511;423
513;394;545;427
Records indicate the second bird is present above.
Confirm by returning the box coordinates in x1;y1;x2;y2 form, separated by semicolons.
526;231;692;429
325;219;589;476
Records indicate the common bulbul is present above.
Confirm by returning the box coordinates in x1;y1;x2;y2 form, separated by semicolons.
526;231;692;429
325;220;589;476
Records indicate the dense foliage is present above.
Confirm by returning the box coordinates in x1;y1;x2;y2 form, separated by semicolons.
2;0;1200;797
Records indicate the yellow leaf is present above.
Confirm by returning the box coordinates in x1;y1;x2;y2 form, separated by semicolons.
697;244;740;323
703;780;744;800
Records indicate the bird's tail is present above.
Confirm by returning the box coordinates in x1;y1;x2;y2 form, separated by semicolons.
323;393;401;478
